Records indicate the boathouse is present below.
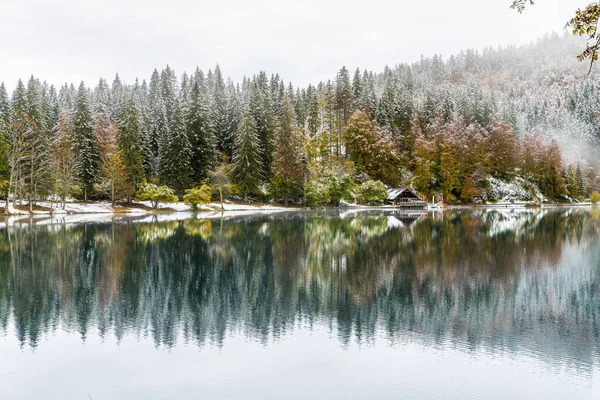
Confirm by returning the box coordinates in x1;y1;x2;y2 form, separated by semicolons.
385;188;424;206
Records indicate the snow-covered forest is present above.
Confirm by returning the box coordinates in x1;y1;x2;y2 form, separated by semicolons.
0;33;598;208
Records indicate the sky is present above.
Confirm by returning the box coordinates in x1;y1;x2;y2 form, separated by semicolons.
0;0;578;90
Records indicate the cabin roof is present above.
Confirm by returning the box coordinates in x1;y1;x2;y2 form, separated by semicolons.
386;188;420;200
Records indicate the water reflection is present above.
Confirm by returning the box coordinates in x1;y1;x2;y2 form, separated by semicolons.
0;209;598;369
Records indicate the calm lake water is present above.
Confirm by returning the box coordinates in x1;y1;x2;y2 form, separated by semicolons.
0;209;599;399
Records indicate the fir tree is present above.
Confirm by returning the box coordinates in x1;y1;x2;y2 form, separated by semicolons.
0;83;10;184
117;92;145;202
159;101;193;196
186;80;217;183
231;106;263;200
72;82;100;200
212;64;231;157
272;94;305;204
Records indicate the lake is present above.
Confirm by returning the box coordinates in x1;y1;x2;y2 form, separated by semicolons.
0;208;598;399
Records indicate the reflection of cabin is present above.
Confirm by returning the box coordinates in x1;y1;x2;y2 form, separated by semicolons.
386;188;426;209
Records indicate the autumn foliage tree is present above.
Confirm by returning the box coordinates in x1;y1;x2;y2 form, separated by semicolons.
343;108;399;185
97;115;127;207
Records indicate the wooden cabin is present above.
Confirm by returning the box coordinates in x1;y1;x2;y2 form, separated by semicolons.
386;188;423;206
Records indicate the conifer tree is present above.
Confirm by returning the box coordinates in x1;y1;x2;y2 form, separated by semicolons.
52;107;77;208
117;92;145;202
186;80;217;183
23;76;53;209
144;97;168;181
249;76;274;178
159;101;193;196
576;163;585;197
0;83;10;185
272;94;305;204
212;64;232;157
72;82;100;200
7;80;29;207
231;106;263;200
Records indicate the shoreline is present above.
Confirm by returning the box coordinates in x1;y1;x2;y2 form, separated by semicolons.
1;200;594;217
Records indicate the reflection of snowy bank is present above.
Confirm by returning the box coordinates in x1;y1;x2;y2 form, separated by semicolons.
0;205;291;228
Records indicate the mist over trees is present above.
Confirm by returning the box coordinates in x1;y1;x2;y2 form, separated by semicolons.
0;33;598;207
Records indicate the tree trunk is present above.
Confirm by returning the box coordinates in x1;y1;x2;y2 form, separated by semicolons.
111;180;115;207
219;186;224;209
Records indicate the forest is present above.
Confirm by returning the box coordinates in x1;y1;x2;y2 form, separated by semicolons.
0;33;599;209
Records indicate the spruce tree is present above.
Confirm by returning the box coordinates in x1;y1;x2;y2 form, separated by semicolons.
249;75;274;179
159;101;193;196
117;92;145;202
272;94;305;204
72;82;101;200
212;64;231;157
186;80;217;183
23;77;53;208
231;106;263;200
0;83;10;183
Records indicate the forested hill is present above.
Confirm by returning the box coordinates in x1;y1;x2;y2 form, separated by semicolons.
0;33;598;207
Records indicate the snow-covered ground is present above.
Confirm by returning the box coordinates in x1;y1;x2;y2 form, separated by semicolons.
3;200;291;216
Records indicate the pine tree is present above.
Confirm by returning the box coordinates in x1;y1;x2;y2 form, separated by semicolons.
7;80;29;207
272;94;305;204
93;78;112;115
231;106;263;200
52;107;77;208
186;80;218;183
249;75;274;178
352;68;363;110
72;82;100;200
159;101;193;196
212;64;232;157
23;76;53;209
0;83;10;185
117;92;145;202
150;98;169;178
160;65;177;122
576;163;586;198
111;74;124;120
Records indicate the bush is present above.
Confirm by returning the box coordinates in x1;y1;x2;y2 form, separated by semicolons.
136;182;178;209
325;174;356;205
305;180;330;207
183;185;212;210
591;191;600;205
357;180;388;205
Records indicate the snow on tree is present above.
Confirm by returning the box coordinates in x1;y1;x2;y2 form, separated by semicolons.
72;82;100;200
231;105;264;200
186;80;218;183
52;107;78;208
117;92;145;202
271;94;305;204
159;101;193;196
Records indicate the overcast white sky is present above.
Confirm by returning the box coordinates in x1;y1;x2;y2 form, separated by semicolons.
0;0;577;90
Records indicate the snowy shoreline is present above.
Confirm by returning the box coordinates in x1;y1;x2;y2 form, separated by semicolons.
2;200;294;216
2;199;592;217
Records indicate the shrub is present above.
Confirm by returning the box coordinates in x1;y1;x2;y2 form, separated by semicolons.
305;180;330;207
183;185;212;210
136;182;178;209
357;180;388;205
591;191;600;205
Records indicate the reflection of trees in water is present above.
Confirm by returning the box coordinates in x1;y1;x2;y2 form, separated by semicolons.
0;210;598;366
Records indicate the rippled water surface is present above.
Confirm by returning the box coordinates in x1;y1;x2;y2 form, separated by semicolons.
0;209;599;399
